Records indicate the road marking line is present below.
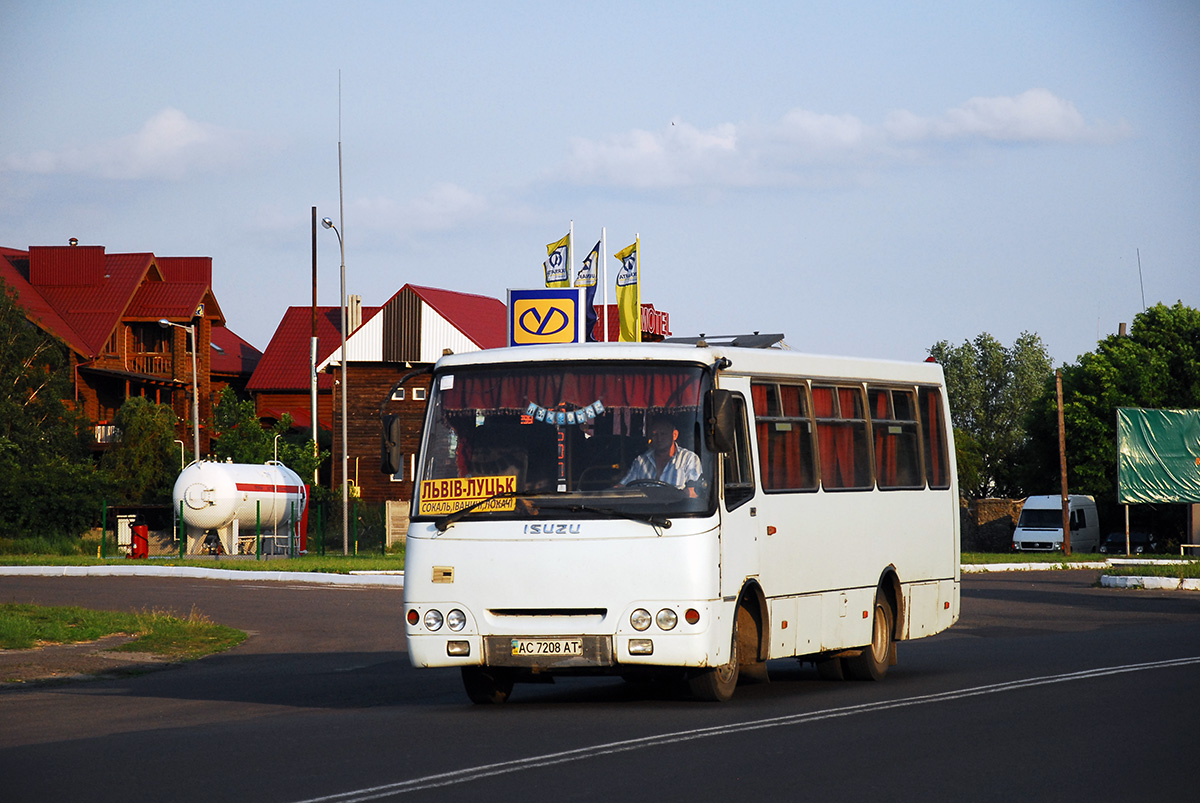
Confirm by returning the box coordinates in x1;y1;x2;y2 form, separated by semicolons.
293;655;1200;802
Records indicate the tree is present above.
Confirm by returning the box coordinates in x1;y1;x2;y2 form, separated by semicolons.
0;279;107;537
210;387;327;481
1023;302;1200;536
928;331;1052;498
100;397;179;505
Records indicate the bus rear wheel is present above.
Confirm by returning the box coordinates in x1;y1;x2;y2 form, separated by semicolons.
461;666;515;704
845;591;894;682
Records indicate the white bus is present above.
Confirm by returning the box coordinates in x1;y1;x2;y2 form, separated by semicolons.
401;342;960;702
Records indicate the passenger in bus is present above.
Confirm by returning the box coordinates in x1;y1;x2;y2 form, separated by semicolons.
620;414;702;489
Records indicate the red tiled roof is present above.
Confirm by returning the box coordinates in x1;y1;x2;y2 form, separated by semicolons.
157;256;212;284
405;284;507;348
30;251;155;354
7;245;226;359
127;281;209;320
248;306;381;392
0;252;91;356
211;325;262;377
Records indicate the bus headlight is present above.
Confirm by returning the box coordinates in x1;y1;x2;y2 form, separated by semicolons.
424;610;444;631
447;609;467;631
656;609;678;631
630;608;652;631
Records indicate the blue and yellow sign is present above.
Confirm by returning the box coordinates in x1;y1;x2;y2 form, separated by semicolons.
507;288;587;347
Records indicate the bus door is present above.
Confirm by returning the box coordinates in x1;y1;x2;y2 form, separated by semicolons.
712;388;759;600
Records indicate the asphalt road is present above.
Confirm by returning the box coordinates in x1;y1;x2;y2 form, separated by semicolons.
2;571;1198;802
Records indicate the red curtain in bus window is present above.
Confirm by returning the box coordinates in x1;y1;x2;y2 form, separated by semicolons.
752;383;799;490
818;422;855;488
779;385;807;489
751;384;774;487
812;385;834;417
871;389;897;488
920;387;949;488
440;371;701;413
813;387;846;488
815;386;870;489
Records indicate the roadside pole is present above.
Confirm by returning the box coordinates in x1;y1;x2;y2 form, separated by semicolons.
1057;369;1072;555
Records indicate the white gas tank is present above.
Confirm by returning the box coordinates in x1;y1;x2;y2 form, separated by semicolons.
173;460;308;532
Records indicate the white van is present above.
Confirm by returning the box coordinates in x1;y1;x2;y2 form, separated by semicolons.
1012;495;1099;552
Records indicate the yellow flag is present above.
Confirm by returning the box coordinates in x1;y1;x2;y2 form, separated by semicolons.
614;239;639;342
544;233;570;287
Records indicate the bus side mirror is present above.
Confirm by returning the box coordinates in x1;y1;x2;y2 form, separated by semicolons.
381;414;403;475
705;389;737;453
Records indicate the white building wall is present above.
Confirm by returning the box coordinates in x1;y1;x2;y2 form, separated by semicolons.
420;302;482;363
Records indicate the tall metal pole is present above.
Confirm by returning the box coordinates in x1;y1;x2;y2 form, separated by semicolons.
311;207;319;485
321;71;350;557
1056;369;1071;556
189;323;200;462
338;108;348;557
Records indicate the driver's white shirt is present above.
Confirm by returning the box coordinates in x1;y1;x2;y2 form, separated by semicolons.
621;446;702;488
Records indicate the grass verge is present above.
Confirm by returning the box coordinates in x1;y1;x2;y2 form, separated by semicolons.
0;603;246;659
1098;561;1200;579
961;552;1107;565
0;553;404;573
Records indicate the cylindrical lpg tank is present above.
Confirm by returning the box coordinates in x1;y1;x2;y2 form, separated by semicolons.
173;460;308;533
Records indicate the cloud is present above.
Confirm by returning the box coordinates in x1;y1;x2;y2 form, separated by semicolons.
885;88;1132;144
565;120;740;189
563;89;1131;190
2;108;263;180
350;183;492;233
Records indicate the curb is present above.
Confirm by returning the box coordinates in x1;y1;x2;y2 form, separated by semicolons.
961;562;1108;573
0;565;404;587
1100;575;1200;591
960;558;1200;592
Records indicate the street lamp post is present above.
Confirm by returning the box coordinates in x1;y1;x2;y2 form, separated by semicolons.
159;319;200;464
321;217;350;556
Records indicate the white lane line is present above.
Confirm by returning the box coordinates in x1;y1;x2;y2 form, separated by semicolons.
293;656;1200;802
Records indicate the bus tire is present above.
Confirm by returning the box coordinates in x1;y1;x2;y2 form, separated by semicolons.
845;590;894;682
461;666;515;704
687;613;740;702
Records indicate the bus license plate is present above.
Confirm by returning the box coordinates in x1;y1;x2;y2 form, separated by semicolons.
511;638;583;657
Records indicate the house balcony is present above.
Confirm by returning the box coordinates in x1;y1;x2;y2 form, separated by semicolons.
95;424;121;444
127;353;175;377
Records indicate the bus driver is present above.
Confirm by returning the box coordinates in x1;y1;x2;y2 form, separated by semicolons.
621;414;703;489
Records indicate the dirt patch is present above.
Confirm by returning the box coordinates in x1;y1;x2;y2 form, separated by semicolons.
0;634;175;689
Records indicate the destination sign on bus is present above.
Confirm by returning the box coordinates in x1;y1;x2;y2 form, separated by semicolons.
418;475;518;516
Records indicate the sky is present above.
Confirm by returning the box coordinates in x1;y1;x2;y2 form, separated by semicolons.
2;0;1197;366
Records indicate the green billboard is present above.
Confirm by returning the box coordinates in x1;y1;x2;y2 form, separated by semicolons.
1116;408;1200;504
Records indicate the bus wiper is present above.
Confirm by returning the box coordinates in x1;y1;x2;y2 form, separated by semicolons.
434;491;514;532
434;490;556;532
550;503;672;530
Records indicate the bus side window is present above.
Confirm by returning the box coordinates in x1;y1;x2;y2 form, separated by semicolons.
813;385;872;490
918;386;951;489
722;393;755;510
868;386;922;490
751;382;817;492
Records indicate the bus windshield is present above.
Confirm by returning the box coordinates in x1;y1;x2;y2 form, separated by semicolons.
413;361;716;522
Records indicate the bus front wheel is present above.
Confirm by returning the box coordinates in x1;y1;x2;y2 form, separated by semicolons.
845;591;894;682
461;666;515;704
687;611;742;702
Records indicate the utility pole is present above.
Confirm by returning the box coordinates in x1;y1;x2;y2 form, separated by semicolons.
1056;369;1072;555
